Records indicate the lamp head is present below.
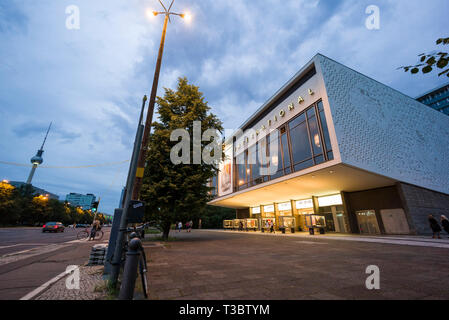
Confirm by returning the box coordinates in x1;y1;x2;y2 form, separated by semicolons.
182;12;192;23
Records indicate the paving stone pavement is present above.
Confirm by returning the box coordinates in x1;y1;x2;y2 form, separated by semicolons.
35;266;106;300
144;230;449;300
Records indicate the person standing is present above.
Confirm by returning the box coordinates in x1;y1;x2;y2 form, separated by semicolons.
440;215;449;237
428;215;442;239
188;220;193;233
177;221;182;233
270;220;275;234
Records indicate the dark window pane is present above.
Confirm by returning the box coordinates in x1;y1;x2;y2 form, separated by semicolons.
307;114;323;156
289;112;306;129
294;159;314;172
236;153;246;187
244;151;249;183
314;155;324;165
271;170;284;180
281;133;291;168
271;136;283;173
327;151;334;160
319;109;332;152
289;121;312;164
284;167;291;175
317;100;324;112
306;107;316;120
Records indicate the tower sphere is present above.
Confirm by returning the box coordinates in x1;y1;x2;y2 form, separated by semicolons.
31;155;43;165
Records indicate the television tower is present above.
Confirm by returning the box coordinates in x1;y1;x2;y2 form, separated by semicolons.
26;122;52;185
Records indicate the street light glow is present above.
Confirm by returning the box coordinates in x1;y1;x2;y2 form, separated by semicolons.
146;9;157;19
182;12;192;23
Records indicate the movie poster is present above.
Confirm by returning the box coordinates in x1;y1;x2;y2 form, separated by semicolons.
218;145;233;196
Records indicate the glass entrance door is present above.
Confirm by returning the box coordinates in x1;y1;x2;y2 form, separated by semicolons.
356;210;381;234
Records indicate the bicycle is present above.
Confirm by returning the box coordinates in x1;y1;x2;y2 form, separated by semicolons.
77;227;104;241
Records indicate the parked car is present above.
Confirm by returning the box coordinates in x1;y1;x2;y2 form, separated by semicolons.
42;222;65;233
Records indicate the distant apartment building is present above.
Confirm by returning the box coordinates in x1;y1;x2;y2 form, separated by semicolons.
9;181;59;200
65;193;96;210
416;82;449;115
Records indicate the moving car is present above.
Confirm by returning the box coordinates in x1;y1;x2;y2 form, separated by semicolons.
42;222;65;233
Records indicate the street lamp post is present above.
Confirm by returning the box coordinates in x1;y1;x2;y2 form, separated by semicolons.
109;0;190;288
132;0;190;200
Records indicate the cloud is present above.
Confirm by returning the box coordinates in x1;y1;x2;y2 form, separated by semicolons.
0;0;448;213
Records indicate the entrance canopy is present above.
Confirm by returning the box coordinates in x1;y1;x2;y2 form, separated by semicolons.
209;164;397;209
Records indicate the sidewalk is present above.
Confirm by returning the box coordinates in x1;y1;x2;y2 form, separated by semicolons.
201;229;449;249
34;265;107;300
144;230;449;300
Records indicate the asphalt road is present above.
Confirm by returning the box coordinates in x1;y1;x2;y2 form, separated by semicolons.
0;227;80;256
0;227;110;300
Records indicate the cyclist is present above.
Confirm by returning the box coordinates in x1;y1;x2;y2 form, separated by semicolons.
89;220;101;241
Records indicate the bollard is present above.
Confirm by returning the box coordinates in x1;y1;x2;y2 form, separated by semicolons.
118;238;141;300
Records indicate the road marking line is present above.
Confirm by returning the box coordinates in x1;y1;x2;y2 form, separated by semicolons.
0;243;48;250
19;267;77;300
295;241;328;245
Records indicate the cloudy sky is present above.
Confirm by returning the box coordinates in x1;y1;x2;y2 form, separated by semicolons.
0;0;448;214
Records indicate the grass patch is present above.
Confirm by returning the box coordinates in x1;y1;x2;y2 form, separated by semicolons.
93;280;120;300
145;228;162;235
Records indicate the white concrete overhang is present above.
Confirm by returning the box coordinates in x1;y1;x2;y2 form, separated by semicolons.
208;162;398;209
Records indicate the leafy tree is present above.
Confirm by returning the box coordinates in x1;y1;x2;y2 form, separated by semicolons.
200;205;235;229
140;77;223;240
401;37;449;77
0;182;101;226
0;181;20;225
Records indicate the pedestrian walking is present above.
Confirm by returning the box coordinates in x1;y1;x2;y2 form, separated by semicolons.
270;220;275;233
239;221;244;231
177;221;182;233
428;215;442;239
441;215;449;237
188;220;193;233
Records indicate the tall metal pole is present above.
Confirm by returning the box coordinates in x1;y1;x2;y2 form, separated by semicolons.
132;13;169;201
109;96;147;286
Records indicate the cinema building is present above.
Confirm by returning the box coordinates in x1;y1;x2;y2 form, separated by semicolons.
209;54;449;235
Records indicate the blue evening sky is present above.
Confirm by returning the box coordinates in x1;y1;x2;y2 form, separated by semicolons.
0;0;448;214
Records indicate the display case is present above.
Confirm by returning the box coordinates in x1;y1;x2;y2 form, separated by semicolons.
305;215;326;234
245;219;258;231
261;218;276;232
233;219;246;231
223;220;233;230
305;215;326;228
278;216;296;233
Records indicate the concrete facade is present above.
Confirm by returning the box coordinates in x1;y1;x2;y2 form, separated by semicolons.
211;54;449;236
